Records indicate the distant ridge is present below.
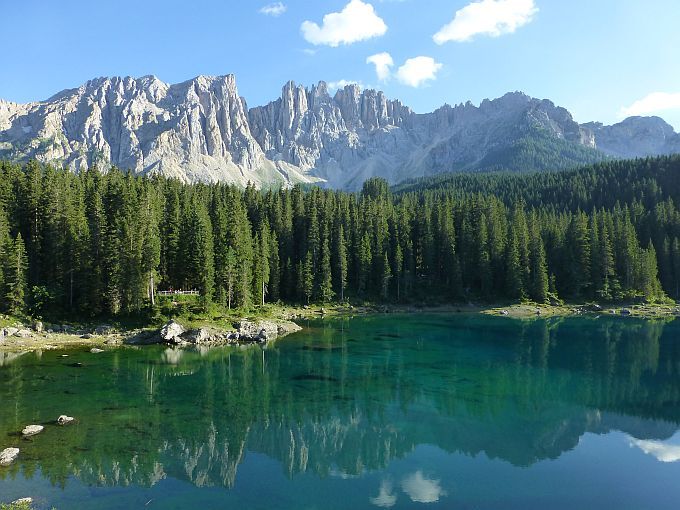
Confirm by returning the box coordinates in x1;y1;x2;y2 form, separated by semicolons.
1;74;679;189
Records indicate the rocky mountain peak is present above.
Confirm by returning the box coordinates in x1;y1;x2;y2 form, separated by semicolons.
1;74;679;189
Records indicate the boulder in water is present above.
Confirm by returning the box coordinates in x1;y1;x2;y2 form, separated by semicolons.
57;415;75;425
0;447;19;466
22;425;44;437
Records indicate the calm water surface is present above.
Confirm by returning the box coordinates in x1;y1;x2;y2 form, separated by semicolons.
1;314;680;509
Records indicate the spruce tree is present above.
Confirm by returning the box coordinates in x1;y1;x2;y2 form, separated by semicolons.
334;224;348;302
4;233;28;315
529;218;549;303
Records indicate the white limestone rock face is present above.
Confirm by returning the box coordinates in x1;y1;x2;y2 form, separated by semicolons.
2;75;680;190
0;75;319;188
582;116;680;158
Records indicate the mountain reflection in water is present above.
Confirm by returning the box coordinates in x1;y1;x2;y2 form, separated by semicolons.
1;314;679;508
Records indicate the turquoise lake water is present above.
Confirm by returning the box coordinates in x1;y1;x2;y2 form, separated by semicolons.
1;314;680;509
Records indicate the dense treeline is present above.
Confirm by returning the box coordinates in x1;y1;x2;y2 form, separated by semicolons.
0;157;677;318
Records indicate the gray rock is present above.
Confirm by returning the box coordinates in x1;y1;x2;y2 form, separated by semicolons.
22;425;44;436
2;75;678;191
33;321;44;333
14;329;33;338
95;324;114;335
57;415;74;425
11;498;33;505
4;327;19;337
81;334;93;339
90;348;104;354
235;320;301;342
621;308;632;316
181;328;211;345
160;320;185;343
0;447;20;466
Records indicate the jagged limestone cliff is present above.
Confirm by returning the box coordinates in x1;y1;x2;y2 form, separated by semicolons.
2;75;679;189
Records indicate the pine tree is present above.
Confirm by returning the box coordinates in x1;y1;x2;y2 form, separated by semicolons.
380;252;392;300
334;224;348;302
318;237;334;302
224;247;238;309
506;229;524;300
182;199;215;307
529;218;549;303
4;233;28;315
299;251;314;304
253;223;271;306
672;238;680;299
358;233;372;296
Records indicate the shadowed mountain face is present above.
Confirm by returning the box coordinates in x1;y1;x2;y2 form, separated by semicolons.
2;76;679;189
1;315;679;499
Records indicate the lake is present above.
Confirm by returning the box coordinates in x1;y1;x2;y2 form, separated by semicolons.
1;314;680;509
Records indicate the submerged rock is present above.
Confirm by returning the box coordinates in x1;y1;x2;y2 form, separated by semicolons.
22;425;44;437
0;447;20;466
11;498;33;505
90;348;105;354
57;415;75;425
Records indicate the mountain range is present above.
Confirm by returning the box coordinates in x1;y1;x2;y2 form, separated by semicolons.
1;74;680;189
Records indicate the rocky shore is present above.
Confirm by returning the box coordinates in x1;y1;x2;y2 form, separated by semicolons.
0;318;302;354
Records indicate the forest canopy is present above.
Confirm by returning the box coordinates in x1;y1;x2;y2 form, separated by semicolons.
0;156;678;318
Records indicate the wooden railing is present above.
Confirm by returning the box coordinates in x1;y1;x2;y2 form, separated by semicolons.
157;290;200;296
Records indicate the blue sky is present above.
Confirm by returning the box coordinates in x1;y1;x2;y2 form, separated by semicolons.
2;0;680;128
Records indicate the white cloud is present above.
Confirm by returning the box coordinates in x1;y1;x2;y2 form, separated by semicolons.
367;52;394;81
630;438;680;463
434;0;538;44
370;479;397;508
301;0;388;47
401;471;447;503
620;92;680;118
328;80;364;91
259;2;287;17
396;57;442;88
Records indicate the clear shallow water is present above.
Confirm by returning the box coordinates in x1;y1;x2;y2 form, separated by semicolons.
1;314;680;509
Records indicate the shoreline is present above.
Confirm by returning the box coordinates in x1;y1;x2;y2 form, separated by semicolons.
1;302;678;355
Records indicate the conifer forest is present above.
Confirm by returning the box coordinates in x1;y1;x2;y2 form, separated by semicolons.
0;156;679;319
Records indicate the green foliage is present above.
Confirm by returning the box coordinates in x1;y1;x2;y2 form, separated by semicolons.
0;155;678;318
0;502;33;510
